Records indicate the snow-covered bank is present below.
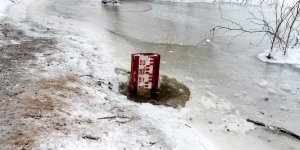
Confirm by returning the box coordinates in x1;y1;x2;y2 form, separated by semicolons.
257;48;300;68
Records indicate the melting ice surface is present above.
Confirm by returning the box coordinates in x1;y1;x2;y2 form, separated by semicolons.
101;1;300;149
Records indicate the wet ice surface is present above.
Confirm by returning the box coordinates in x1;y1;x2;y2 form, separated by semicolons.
23;0;300;149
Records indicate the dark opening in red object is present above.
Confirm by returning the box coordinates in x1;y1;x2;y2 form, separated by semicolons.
128;53;160;98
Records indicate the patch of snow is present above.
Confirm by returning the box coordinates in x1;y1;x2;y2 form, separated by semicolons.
138;104;219;150
0;0;15;19
280;84;291;92
291;90;297;95
200;91;232;112
185;76;194;82
201;95;218;110
258;79;268;88
9;40;20;45
220;114;255;134
267;88;277;95
257;48;300;69
280;105;290;111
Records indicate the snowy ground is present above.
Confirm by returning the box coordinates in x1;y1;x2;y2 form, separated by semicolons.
0;0;12;18
0;0;20;19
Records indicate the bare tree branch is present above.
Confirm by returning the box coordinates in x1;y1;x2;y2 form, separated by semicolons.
212;0;300;59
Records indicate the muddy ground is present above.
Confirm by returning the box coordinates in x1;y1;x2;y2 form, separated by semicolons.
0;22;77;149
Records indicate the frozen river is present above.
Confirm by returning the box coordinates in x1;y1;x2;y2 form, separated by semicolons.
18;0;300;149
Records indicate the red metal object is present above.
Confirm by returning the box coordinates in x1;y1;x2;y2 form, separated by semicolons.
128;53;160;97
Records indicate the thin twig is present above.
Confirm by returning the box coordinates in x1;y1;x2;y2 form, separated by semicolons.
247;118;300;141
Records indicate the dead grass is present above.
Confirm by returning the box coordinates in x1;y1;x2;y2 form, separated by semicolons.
3;74;82;150
38;75;81;94
0;23;82;150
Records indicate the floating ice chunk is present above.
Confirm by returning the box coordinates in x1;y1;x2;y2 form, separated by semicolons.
268;88;277;95
280;84;291;92
258;79;268;87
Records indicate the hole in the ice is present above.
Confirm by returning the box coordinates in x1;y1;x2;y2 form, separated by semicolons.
116;68;190;108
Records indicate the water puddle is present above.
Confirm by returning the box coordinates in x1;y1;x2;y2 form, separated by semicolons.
116;68;190;108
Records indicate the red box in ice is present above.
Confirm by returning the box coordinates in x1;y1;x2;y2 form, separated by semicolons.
128;53;160;97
